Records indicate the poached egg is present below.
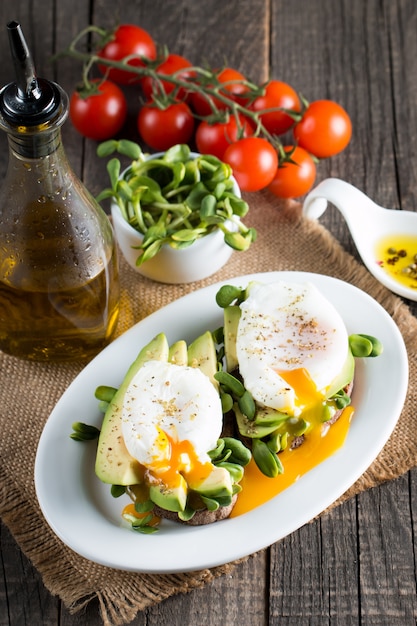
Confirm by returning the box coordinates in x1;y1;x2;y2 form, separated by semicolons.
236;281;350;416
121;360;223;485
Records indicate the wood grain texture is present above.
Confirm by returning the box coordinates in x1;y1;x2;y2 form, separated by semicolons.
1;1;417;625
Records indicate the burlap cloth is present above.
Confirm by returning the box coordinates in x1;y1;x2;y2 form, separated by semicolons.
1;191;416;625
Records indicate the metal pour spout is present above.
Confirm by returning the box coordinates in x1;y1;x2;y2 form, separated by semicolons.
7;20;41;102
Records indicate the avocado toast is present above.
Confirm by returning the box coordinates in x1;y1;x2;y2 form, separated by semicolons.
94;331;251;528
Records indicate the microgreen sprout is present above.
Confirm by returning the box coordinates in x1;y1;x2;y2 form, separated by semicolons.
96;142;256;265
348;333;383;358
70;421;100;441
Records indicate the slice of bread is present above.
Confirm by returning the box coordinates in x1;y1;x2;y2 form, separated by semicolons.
153;494;238;526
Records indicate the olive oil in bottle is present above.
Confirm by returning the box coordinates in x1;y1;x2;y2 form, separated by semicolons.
0;21;120;361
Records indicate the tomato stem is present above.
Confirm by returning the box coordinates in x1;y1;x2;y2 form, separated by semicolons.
61;26;300;161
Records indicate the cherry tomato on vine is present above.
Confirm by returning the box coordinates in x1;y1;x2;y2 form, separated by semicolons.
250;80;301;135
137;100;195;150
217;67;251;102
97;24;157;85
293;100;352;158
195;114;254;160
190;67;250;116
268;146;316;198
141;53;194;100
223;137;278;192
69;79;127;141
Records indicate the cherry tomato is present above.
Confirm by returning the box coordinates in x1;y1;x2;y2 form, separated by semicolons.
250;80;301;135
268;146;316;198
195;114;254;160
141;53;194;100
137;100;195;150
217;67;251;101
69;79;127;141
191;67;250;116
223;137;278;192
293;100;352;158
97;24;157;85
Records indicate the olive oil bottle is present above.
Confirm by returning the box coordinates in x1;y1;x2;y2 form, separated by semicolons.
0;21;120;361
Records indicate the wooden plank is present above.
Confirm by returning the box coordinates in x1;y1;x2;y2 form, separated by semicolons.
379;2;417;212
91;0;269;74
357;474;417;624
0;522;58;626
270;476;417;626
269;498;360;625
145;553;269;626
349;7;417;620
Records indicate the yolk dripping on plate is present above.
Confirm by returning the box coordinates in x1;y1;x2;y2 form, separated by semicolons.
123;404;354;522
230;405;354;517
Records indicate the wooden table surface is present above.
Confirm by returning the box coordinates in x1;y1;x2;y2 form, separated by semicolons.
1;1;417;624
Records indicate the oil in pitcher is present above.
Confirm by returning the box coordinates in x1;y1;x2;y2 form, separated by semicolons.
0;21;120;361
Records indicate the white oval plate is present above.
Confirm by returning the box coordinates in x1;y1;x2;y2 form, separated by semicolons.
34;272;408;573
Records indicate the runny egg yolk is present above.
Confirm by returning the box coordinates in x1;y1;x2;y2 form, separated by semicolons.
276;367;325;411
230;405;354;517
121;360;223;492
146;428;214;489
229;367;350;517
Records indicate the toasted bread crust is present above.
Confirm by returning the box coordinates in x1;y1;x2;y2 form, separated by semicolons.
153;493;238;526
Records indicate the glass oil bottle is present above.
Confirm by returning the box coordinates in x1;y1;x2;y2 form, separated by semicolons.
0;21;120;361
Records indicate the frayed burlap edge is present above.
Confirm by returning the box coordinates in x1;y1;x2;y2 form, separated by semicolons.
0;476;246;625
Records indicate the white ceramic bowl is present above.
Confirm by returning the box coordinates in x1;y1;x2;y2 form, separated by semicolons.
111;153;241;284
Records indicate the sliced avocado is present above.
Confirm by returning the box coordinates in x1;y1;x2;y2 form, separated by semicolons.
253;406;290;427
188;465;233;499
149;474;188;512
223;305;241;372
95;333;169;486
168;339;188;366
188;330;218;388
327;349;355;398
235;403;287;439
